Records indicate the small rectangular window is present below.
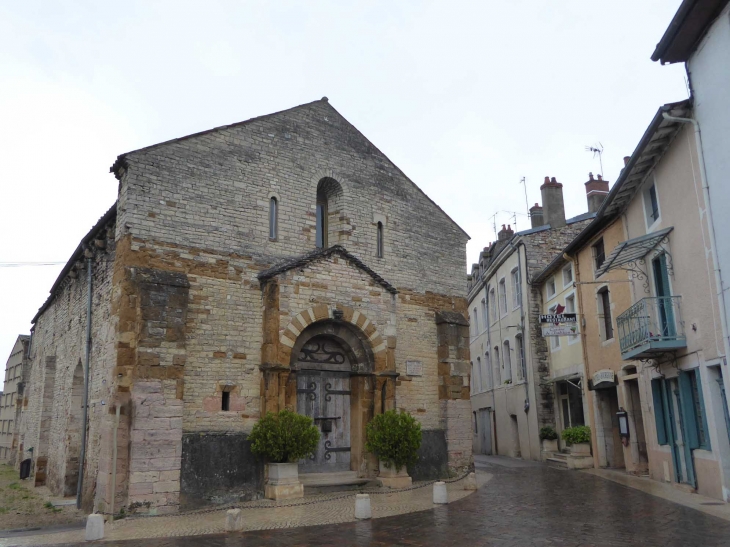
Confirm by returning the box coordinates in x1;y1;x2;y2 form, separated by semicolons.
598;287;613;340
593;239;606;272
222;391;230;412
269;197;278;240
644;182;660;226
562;265;573;287
376;222;384;258
547;277;556;298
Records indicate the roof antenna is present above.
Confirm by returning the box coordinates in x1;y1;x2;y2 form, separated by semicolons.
488;212;498;241
519;177;529;222
585;143;604;176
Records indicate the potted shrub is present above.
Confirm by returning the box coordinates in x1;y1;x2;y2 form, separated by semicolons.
539;426;559;454
561;425;591;455
249;409;320;500
366;410;422;488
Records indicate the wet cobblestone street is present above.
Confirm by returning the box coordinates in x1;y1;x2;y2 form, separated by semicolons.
45;457;730;547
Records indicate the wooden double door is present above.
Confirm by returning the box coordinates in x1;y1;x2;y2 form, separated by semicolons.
297;370;351;473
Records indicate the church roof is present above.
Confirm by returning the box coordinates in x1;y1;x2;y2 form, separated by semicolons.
258;245;398;294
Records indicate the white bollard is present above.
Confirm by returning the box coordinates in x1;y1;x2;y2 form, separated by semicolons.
225;508;243;532
464;472;477;491
354;493;372;519
433;481;448;504
85;513;105;541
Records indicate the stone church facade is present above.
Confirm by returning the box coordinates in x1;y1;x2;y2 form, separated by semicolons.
19;98;472;514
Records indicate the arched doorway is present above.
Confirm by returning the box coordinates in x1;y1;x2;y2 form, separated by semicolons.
290;320;374;475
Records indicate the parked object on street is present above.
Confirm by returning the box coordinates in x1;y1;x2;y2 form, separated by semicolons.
464;472;477;491
225;509;243;532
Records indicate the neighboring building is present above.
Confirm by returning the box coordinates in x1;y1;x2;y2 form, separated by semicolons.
560;191;646;474
653;0;730;444
20;98;473;513
468;177;593;461
0;335;29;464
589;100;730;500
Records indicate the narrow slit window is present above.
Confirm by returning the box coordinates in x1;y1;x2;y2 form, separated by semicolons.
376;222;384;258
269;197;278;240
222;391;230;411
316;201;327;248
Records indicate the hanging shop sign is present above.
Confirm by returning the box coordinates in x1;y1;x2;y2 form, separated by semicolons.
541;324;579;337
539;313;577;324
592;369;615;388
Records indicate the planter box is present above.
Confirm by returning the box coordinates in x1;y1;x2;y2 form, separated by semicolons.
541;439;558;453
264;462;304;500
570;443;591;456
377;460;412;489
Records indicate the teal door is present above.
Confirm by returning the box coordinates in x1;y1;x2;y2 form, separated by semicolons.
652;254;676;338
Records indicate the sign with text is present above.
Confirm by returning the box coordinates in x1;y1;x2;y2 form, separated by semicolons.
592;369;615;387
539;313;577;324
406;360;423;376
541;325;579;337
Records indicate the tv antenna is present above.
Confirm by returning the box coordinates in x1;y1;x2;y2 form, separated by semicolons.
585;143;604;176
519;177;529;220
487;212;498;240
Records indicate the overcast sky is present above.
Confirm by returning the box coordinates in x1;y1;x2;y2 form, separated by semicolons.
0;1;687;366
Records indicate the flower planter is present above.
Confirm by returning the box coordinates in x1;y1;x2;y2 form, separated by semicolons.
264;462;304;500
570;442;591;456
541;439;558;454
377;459;412;489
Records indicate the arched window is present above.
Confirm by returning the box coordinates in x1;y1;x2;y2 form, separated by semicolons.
316;177;344;249
376;222;384;258
316;195;327;248
269;197;278;240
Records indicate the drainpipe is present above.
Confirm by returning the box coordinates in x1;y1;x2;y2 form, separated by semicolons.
662;113;730;401
110;404;121;522
77;255;92;510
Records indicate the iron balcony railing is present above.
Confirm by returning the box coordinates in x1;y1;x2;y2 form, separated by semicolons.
617;296;685;356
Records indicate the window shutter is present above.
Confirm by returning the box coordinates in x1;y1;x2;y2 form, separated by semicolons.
651;379;668;446
678;371;700;450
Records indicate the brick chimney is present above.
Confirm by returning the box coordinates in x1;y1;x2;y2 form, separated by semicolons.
585;172;609;213
529;203;544;228
497;224;514;241
540;176;566;228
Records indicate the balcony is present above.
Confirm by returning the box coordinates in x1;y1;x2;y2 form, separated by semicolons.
617;296;686;360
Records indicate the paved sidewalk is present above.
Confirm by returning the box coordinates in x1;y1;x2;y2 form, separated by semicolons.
584;467;730;522
0;474;485;546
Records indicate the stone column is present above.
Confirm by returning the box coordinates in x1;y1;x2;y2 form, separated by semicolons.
435;311;473;472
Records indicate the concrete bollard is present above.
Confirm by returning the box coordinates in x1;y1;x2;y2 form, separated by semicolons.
354;493;372;520
433;481;448;504
464;472;477;491
225;508;243;532
85;513;104;541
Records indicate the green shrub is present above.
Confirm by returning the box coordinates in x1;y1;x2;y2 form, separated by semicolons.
366;410;422;472
249;409;320;463
539;426;558;441
561;425;591;445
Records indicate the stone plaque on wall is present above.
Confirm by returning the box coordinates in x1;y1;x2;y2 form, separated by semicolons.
406;360;423;376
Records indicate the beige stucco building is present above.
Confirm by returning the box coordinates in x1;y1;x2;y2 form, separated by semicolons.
574;100;730;501
0;335;29;463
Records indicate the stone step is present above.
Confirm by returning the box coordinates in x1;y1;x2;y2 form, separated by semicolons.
546;457;569;469
300;472;374;494
548;452;568;461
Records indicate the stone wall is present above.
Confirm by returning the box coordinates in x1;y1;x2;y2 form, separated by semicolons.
22;221;117;510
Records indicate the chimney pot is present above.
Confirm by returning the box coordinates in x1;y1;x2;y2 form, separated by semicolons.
529;203;544;228
544;176;550;184
589;172;594;180
597;174;602;180
623;156;631;166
